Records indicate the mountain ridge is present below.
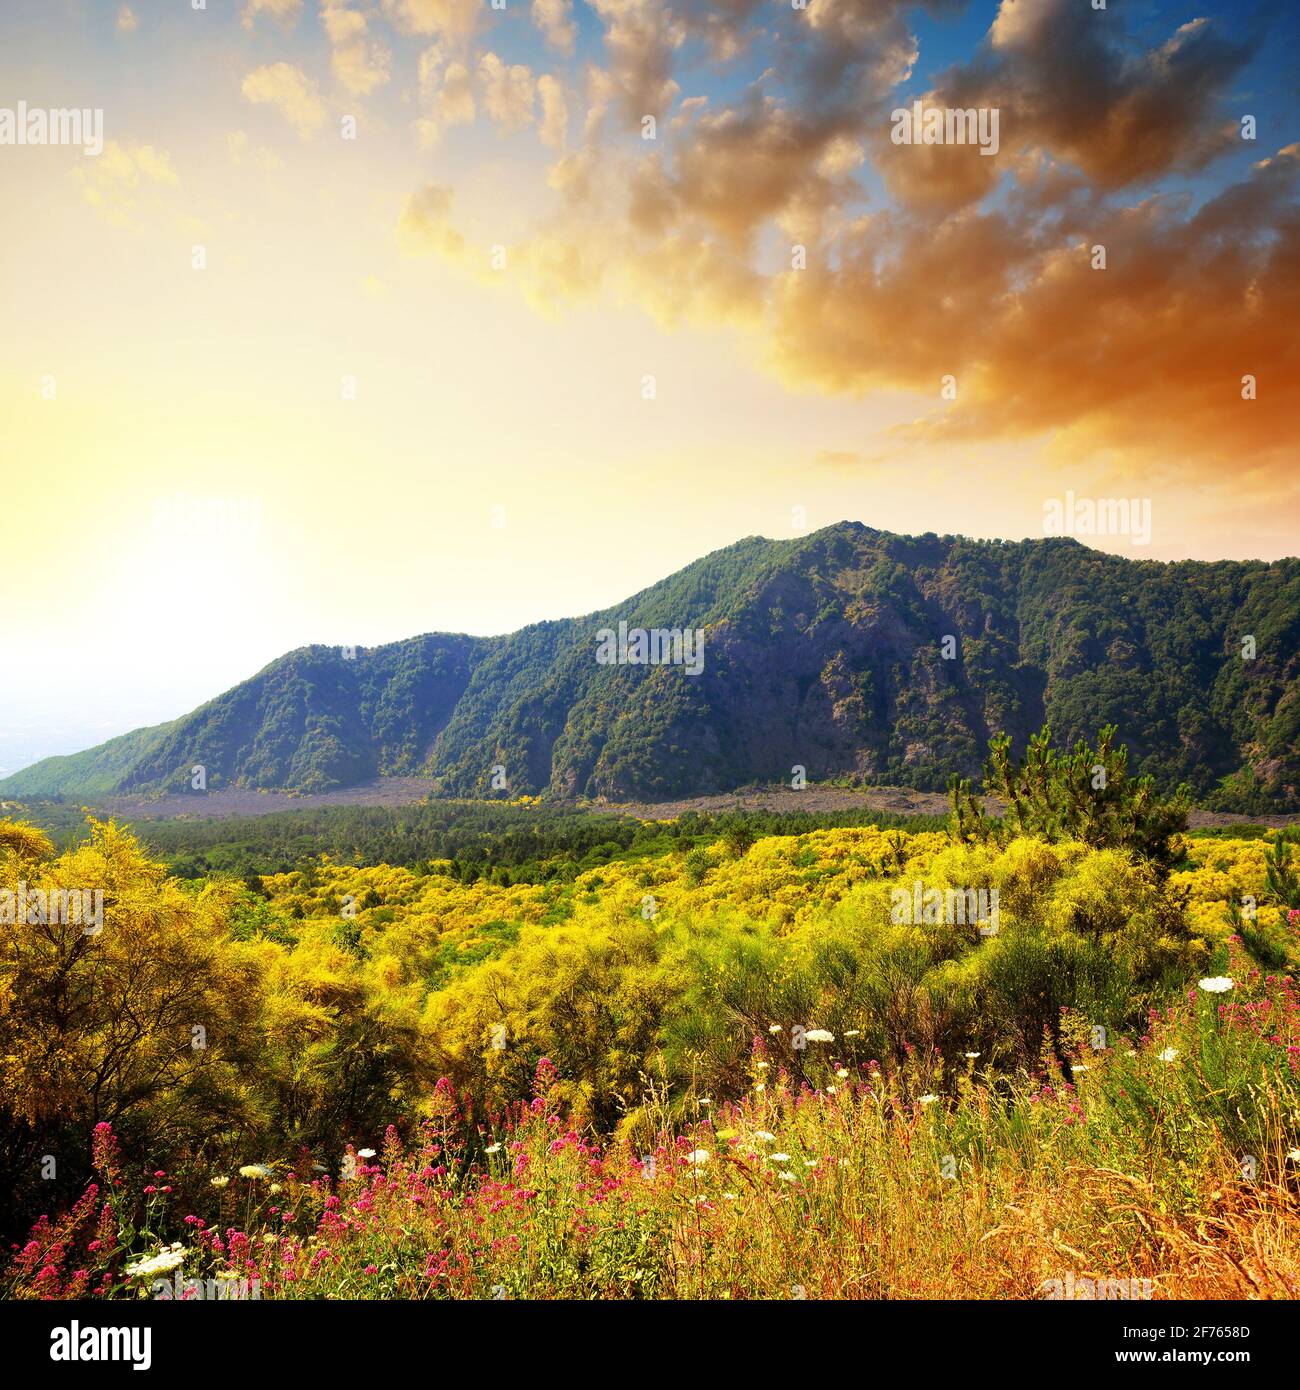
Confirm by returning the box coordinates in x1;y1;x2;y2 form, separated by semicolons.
4;523;1297;810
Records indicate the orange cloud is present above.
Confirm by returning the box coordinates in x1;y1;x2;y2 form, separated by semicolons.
393;0;1291;485
776;148;1299;482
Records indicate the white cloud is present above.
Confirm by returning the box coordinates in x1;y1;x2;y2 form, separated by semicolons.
73;141;179;225
479;53;536;134
538;75;568;150
226;130;284;174
532;0;576;56
381;0;480;42
321;1;392;96
241;63;328;137
241;0;303;30
415;48;476;148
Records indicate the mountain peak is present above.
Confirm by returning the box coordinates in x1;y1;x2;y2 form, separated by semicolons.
3;530;1296;809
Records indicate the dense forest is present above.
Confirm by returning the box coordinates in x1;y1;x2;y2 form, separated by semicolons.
14;797;946;884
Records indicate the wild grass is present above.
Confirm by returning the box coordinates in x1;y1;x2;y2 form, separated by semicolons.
10;956;1297;1301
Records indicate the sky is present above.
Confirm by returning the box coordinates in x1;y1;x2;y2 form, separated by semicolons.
0;0;1297;768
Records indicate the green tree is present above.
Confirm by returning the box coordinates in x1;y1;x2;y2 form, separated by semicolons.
974;725;1190;874
1264;829;1300;909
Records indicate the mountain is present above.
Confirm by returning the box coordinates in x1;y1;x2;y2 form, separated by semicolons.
4;524;1298;809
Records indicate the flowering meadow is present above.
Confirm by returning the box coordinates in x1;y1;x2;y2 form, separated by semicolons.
9;971;1300;1302
3;806;1299;1299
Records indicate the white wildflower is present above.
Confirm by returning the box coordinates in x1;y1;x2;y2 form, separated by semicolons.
125;1245;187;1278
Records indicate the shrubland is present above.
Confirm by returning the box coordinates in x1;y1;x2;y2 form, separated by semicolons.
3;736;1298;1298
